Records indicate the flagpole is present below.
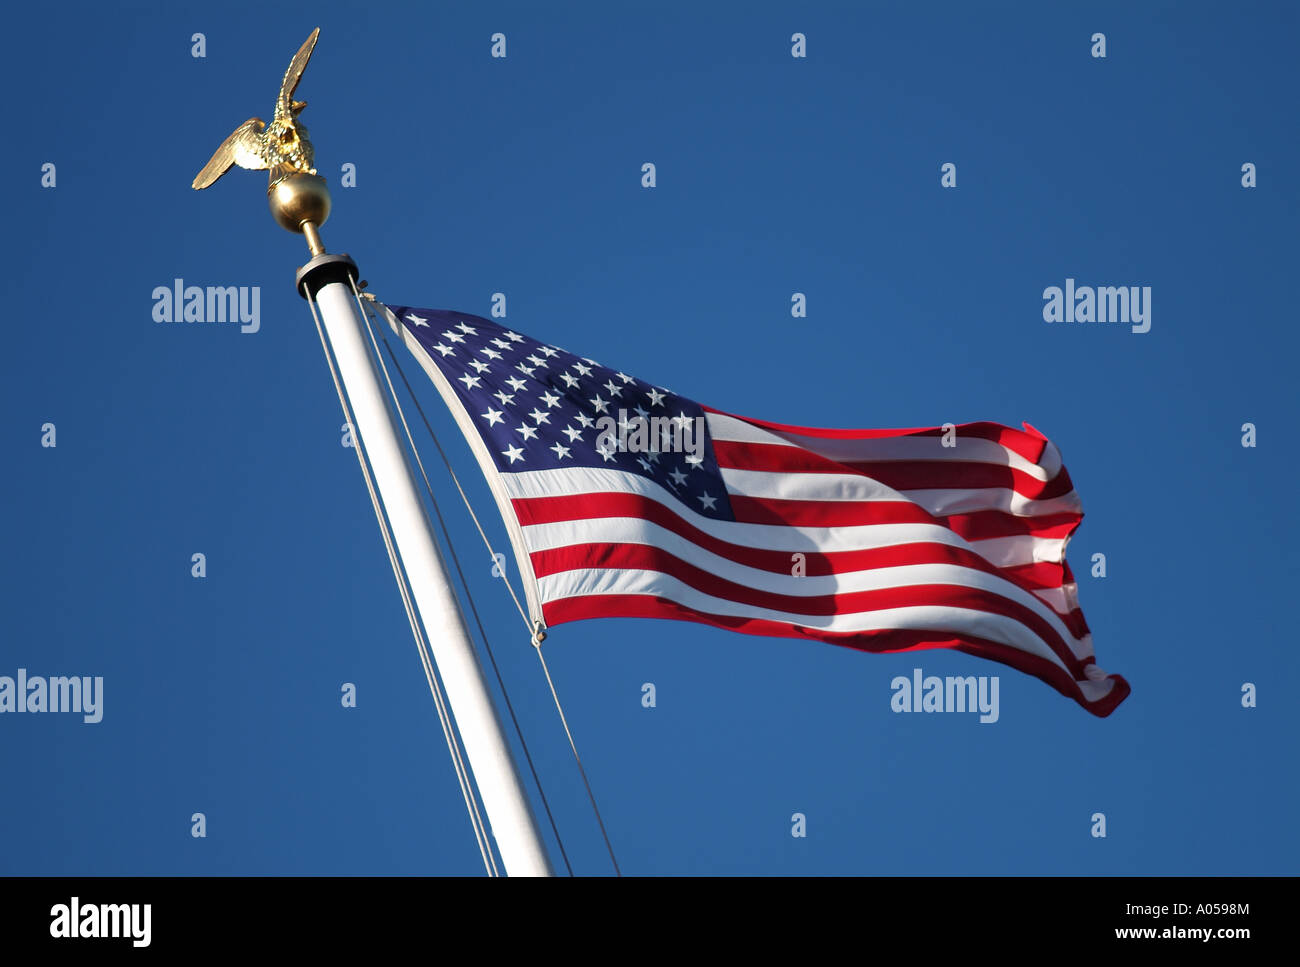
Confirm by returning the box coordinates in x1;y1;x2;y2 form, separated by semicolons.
272;173;553;876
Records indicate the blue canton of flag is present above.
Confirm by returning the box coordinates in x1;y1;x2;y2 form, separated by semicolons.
382;305;734;521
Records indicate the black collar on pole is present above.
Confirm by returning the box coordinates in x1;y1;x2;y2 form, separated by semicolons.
296;253;359;300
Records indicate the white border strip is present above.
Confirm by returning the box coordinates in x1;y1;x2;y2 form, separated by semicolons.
378;303;546;627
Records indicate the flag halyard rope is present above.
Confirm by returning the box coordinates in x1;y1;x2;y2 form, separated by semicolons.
350;281;573;876
358;290;622;876
529;628;623;877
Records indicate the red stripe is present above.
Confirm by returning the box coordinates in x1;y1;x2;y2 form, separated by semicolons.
942;509;1080;542
727;495;1081;543
531;542;1088;675
726;494;935;527
542;594;1128;718
712;440;1077;501
1002;561;1065;588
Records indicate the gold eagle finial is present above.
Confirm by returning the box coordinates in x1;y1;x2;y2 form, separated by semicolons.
192;27;321;190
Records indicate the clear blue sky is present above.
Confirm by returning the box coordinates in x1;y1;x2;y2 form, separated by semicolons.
2;0;1296;875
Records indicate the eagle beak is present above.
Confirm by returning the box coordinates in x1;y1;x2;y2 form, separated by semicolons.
292;100;307;115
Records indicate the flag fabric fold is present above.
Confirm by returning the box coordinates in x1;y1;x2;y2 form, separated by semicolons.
379;303;1129;717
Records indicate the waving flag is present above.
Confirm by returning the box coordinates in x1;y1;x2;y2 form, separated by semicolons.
378;304;1129;717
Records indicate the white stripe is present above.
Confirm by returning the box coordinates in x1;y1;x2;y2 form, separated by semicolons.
718;466;1083;518
1076;677;1116;703
974;534;1068;567
718;465;901;502
905;486;1080;518
502;464;699;506
520;504;1001;558
1032;587;1070;613
705;412;1061;482
537;567;1073;675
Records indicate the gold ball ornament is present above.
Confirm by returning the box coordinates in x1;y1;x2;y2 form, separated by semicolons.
268;172;332;233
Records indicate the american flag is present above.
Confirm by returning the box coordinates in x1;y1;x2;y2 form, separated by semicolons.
379;304;1129;717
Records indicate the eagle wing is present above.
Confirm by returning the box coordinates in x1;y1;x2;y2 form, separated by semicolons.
192;119;267;189
275;27;320;121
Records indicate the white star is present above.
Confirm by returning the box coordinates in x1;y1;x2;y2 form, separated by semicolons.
480;347;502;360
493;390;515;407
528;408;551;425
538;346;559;357
573;362;593;377
685;453;704;468
669;467;688;487
575;413;595;428
540;391;562;408
637;457;652;471
603;379;622;397
616;372;633;384
406;314;429;327
526;354;547;368
441;330;466;343
633;405;649;420
697;493;717;510
456;321;478;334
481;408;505;426
647;388;666;407
501;445;525;464
550;443;572;460
560;372;579;388
506;377;528;392
517;424;538;441
491;338;512;350
458;374;482;390
672;412;693;430
470;360;491;374
562;425;582;442
517;363;537;376
597;443;617;462
433;344;455;357
590;396;609;414
504;331;525;343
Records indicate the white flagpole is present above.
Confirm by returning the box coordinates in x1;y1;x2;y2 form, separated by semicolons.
277;178;552;877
